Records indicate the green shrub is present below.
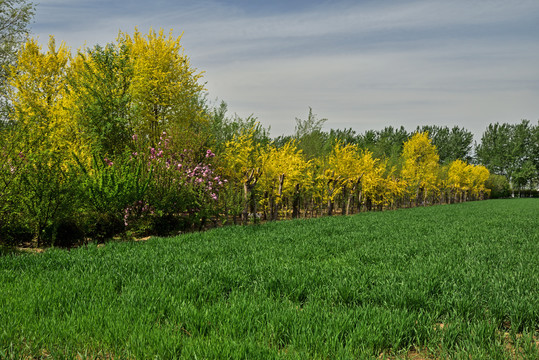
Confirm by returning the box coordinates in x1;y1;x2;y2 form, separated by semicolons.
485;173;511;198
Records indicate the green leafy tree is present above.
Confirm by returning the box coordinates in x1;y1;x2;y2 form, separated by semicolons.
476;120;537;195
69;43;133;156
417;125;473;163
208;100;271;155
532;121;539;185
0;0;35;83
485;173;511;198
511;120;537;192
327;128;357;147
476;122;513;176
0;0;35;123
294;107;329;159
357;126;409;167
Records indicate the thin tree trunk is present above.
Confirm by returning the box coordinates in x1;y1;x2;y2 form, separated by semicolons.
292;184;300;219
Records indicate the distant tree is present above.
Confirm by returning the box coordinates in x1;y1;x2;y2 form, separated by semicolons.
356;129;377;151
0;0;35;122
511;120;537;191
357;126;409;166
416;125;473;164
327;128;357;148
208;100;271;154
475;123;513;176
375;126;410;166
294;107;329;159
532;121;539;184
271;134;294;149
0;0;35;82
323;142;363;215
476;120;537;195
446;159;490;202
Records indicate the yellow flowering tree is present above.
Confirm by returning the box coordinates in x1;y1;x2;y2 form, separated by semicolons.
359;154;388;211
69;43;133;157
5;36;84;245
400;132;440;205
323;143;359;215
469;164;490;199
381;170;407;209
119;28;207;148
221;127;265;223
447;160;491;202
259;140;311;220
7;36;85;162
447;159;470;202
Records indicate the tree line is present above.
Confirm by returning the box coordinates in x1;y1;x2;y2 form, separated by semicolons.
0;1;537;246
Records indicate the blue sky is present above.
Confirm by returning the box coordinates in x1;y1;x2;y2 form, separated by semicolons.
31;0;539;139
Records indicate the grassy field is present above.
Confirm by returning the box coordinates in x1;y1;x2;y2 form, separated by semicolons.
1;199;538;359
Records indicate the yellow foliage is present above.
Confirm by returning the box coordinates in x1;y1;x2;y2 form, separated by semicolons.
259;140;312;203
322;142;390;205
448;160;490;199
448;159;470;192
118;28;206;143
221;127;264;184
470;165;490;197
400;132;440;199
7;36;88;167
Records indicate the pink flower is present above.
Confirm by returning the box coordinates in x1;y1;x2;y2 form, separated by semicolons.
132;134;138;141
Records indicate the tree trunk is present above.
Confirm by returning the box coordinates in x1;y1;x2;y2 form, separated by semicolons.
242;168;259;225
292;184;300;219
242;182;250;225
341;185;347;215
327;199;334;216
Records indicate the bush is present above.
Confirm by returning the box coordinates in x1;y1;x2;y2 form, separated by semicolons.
83;212;125;243
52;217;86;248
485;174;511;198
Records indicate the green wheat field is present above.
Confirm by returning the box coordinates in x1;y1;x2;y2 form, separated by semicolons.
1;199;538;359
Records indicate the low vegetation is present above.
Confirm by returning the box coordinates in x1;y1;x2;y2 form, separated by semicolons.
1;199;538;359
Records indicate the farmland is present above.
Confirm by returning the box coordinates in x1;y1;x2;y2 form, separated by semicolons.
1;199;538;359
